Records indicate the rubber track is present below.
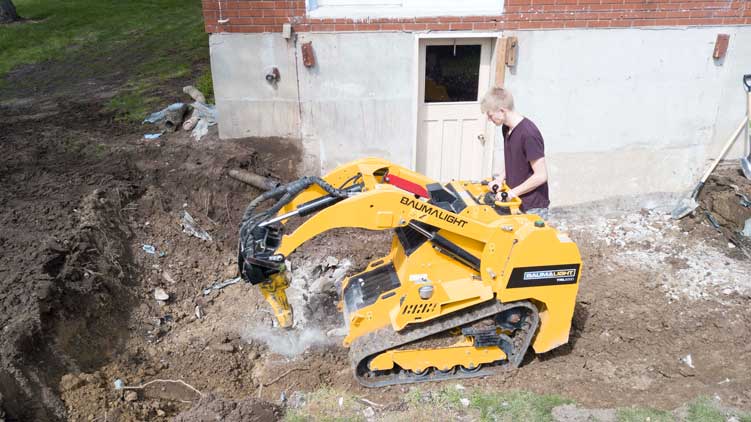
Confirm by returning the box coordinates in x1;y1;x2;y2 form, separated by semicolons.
349;300;539;387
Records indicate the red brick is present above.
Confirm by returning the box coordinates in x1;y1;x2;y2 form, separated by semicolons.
449;22;474;30
311;23;335;31
690;16;725;23
426;23;451;30
415;16;442;23
380;23;403;30
564;19;589;27
713;9;741;16
355;23;382;30
334;24;356;31
472;22;500;29
518;20;544;28
722;16;744;23
665;10;691;17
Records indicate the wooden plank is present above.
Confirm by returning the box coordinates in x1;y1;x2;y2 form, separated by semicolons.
494;37;509;88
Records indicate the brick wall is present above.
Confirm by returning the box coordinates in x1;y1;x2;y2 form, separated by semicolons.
202;0;750;33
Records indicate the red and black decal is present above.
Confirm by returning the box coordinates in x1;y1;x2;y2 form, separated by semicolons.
506;264;581;288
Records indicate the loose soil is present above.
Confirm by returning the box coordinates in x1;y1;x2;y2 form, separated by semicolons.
2;64;751;421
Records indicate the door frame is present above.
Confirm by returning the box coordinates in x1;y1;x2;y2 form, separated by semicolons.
410;31;503;177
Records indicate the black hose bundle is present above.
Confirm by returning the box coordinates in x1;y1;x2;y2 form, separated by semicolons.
238;176;352;254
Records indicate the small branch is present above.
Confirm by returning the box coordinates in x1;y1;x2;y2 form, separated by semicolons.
357;397;383;407
122;378;203;399
262;367;307;386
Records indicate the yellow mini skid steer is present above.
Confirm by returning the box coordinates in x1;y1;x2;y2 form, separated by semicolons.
238;158;582;386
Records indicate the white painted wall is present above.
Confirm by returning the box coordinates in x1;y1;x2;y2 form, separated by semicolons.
503;27;751;205
210;26;751;205
296;32;416;172
210;34;300;139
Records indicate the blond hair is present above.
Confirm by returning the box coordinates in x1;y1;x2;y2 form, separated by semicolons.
480;88;514;113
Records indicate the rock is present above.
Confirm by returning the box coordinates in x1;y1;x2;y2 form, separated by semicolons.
154;288;170;301
309;277;335;294
287;391;306;408
326;327;348;337
60;373;85;392
162;272;176;284
552;404;617;422
680;354;695;369
124;391;139;402
362;406;375;418
331;267;349;282
324;256;339;267
212;343;235;353
156;409;166;417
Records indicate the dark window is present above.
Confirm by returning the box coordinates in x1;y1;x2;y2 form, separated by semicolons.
424;44;481;103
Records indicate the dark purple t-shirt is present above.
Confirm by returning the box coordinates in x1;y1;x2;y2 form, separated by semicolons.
502;118;550;211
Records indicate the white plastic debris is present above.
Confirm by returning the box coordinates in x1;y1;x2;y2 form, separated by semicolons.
454;384;466;390
191;118;209;141
338;397;344;408
363;407;375;418
189;102;217;141
143;103;187;131
460;398;470;407
680;354;695;368
142;244;156;254
743;218;751;237
144;133;163;140
154;288;169;301
114;379;124;390
181;211;212;241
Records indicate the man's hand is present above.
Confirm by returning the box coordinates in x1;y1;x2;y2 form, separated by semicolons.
496;190;517;202
488;177;505;193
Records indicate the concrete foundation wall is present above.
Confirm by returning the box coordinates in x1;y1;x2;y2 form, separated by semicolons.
210;27;751;205
504;27;751;205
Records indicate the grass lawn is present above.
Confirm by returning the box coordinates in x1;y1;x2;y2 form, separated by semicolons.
285;387;751;422
0;0;209;121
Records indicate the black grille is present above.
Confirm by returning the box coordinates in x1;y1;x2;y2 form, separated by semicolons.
394;222;432;256
343;263;401;313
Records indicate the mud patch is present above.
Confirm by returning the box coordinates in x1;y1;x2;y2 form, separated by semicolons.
173;393;282;422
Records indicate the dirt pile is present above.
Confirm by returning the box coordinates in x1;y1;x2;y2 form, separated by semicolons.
697;163;751;249
0;107;140;421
